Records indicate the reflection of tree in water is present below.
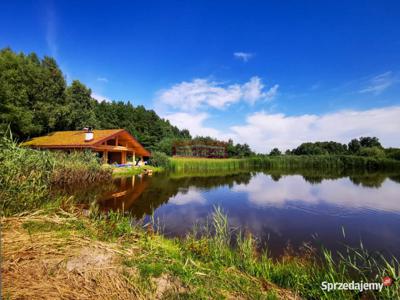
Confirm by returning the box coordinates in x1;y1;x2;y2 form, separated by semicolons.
270;174;282;182
260;168;400;187
302;176;323;184
389;175;400;184
260;169;347;184
348;174;388;188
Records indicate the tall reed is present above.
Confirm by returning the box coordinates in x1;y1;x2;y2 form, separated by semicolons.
168;155;400;174
186;207;400;299
0;134;112;215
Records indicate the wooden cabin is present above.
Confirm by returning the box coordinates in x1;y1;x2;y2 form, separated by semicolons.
22;129;150;164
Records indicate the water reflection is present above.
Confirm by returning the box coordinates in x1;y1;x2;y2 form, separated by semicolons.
233;174;400;212
97;176;149;212
169;188;207;205
73;170;400;257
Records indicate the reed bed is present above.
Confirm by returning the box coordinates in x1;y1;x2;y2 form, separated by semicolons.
183;207;400;299
0;135;112;215
168;155;400;174
168;157;252;172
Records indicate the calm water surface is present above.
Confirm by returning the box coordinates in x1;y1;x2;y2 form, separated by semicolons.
76;171;400;257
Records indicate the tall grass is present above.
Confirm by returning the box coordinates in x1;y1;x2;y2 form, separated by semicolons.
0;134;112;215
184;207;400;299
168;157;249;172
168;155;400;174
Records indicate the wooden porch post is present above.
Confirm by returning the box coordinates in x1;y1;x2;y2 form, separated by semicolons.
103;151;108;164
122;151;127;164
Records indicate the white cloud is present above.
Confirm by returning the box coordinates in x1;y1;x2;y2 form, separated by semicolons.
359;71;395;95
156;77;278;112
163;112;233;139
92;92;111;103
169;188;207;205
45;4;57;58
242;77;279;104
163;106;400;152
265;84;279;100
231;106;400;152
234;52;253;62
97;77;109;83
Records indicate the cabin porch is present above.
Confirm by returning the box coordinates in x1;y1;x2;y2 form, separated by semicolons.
96;149;144;165
93;134;146;165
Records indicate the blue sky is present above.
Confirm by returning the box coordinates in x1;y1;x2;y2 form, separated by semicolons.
1;0;400;152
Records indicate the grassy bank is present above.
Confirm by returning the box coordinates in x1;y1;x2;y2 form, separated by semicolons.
2;207;399;299
112;165;164;177
168;155;400;173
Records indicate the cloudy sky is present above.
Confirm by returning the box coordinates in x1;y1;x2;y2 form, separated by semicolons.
1;1;400;152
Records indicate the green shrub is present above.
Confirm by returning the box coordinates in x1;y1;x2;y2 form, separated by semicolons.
385;148;400;161
269;148;282;156
148;151;170;168
359;146;386;157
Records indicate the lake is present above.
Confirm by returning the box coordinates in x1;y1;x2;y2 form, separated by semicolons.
74;170;400;257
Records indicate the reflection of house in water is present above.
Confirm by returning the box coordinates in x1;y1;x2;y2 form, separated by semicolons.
97;176;149;212
96;172;255;218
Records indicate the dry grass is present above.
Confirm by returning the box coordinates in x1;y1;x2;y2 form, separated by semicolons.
1;212;302;299
1;214;141;300
1;213;194;300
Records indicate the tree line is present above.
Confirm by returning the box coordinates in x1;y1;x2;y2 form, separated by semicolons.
268;137;400;160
